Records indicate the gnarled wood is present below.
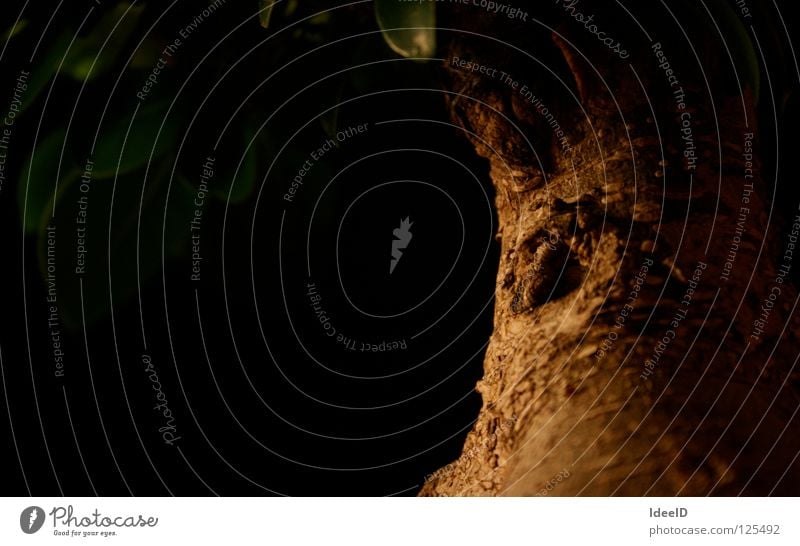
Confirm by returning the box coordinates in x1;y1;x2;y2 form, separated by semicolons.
421;4;800;496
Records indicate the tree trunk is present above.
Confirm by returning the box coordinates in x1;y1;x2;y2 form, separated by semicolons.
421;3;800;496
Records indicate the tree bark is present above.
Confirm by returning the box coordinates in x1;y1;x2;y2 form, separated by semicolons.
421;3;800;496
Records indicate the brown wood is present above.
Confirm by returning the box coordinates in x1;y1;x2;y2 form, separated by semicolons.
421;4;800;496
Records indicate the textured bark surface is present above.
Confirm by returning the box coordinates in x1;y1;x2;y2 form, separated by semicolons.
420;5;800;496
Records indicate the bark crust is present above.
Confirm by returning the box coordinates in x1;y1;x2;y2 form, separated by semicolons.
420;6;800;496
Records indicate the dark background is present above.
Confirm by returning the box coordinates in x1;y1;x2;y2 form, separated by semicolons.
0;0;498;495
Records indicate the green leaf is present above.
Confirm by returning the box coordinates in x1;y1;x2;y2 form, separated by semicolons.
62;2;144;81
708;0;760;100
130;36;164;69
679;0;760;100
374;0;436;58
18;31;73;116
16;3;144;115
38;160;196;330
92;100;178;178
18;129;80;234
258;0;276;28
2;18;28;40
